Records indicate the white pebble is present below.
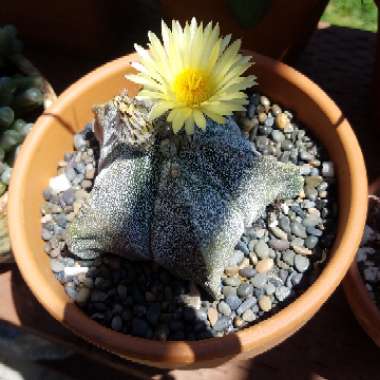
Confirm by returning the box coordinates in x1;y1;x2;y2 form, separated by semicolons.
281;203;289;215
64;266;89;281
49;174;71;193
322;161;334;177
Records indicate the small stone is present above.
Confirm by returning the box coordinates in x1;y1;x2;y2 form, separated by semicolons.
117;284;128;299
256;258;274;273
236;297;257;315
272;130;285;143
61;188;75;205
239;266;256;278
276;113;289;129
90;290;108;302
255;240;269;258
281;140;293;151
207;308;219;327
291;221;307;238
237;283;254;298
292;243;312;256
260;96;270;108
303;215;322;228
294;255;310;272
218;301;232;316
282;250;295;266
305;235;318;249
111;315;123;331
42;229;53;241
279;216;291;233
305;186;318;200
225;266;239;276
265;283;276;296
242;309;256;322
75;287;90;303
234;316;244;328
222;286;237;297
269;239;290;250
305;176;323;188
258;112;267;123
85;167;95;180
228;250;244;266
225;295;242;310
258;295;272;312
322;161;334;177
50;259;64;273
213;316;229;332
275;286;291;301
249;251;258;265
49;174;71;193
223;277;241;287
251;273;267;288
270;226;288;241
132;318;150;337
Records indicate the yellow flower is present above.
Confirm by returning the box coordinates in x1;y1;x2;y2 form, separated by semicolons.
126;18;256;135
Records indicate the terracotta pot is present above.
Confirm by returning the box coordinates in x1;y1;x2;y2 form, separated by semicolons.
343;178;380;346
160;0;328;61
8;52;367;368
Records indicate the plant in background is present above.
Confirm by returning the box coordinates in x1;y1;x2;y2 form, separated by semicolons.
127;18;256;134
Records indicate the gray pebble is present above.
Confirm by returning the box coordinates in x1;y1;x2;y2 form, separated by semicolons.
228;250;244;266
275;286;291;301
237;283;254;298
90;290;108;302
279;216;291;233
222;286;237;297
50;259;64;273
111;315;123;331
306;226;323;237
291;221;307;238
269;239;289;250
61;188;75;205
303;215;322;228
255;239;269;258
270;226;288;241
239;266;256;278
305;235;318;249
282;250;295;266
294;255;310;272
213;316;229;332
236;296;257;315
272;130;285;143
265;283;276;296
132;318;150;337
225;295;242;310
218;301;232;316
251;273;267;288
42;229;53;241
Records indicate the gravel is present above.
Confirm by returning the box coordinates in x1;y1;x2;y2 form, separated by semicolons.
41;92;337;341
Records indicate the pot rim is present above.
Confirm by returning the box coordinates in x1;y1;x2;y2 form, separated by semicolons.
343;178;380;346
8;51;368;366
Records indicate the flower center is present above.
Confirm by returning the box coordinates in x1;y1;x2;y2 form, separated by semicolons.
173;68;210;106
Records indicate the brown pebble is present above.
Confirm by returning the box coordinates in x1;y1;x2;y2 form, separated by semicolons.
233;316;244;328
259;295;272;312
256;258;274;273
292;244;312;256
225;266;239;276
258;112;267;123
208;308;218;327
276;113;289;129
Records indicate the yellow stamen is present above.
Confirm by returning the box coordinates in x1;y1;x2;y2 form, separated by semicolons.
173;68;211;106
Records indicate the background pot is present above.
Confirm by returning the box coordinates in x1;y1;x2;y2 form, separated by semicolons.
0;56;57;264
160;0;329;61
343;178;380;347
8;52;367;368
